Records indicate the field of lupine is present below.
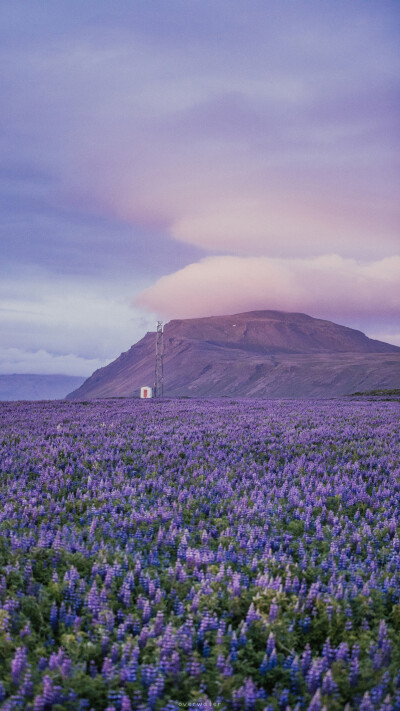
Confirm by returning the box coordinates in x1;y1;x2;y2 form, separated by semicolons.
0;398;399;711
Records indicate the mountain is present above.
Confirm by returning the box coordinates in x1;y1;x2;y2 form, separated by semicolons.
66;311;400;399
0;374;86;401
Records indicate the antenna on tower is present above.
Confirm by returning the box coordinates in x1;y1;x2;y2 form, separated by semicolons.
154;321;164;397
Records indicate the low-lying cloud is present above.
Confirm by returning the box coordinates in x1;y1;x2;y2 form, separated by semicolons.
0;273;157;375
0;347;105;377
136;254;400;339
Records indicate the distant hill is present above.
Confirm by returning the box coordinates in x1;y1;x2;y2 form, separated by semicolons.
66;311;400;399
0;374;86;401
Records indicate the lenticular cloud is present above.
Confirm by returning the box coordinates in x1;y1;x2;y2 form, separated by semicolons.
136;254;400;323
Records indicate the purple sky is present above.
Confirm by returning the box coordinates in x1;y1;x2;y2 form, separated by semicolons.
1;0;399;375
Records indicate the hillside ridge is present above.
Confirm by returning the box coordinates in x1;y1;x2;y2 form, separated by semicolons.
66;310;400;399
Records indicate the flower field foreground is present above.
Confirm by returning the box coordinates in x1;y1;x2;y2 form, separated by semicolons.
0;398;399;711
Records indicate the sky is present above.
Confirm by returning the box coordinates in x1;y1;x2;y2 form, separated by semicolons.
1;0;399;376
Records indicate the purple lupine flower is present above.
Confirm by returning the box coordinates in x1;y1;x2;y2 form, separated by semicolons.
349;656;359;687
381;638;392;665
378;620;388;644
373;650;383;671
42;675;54;706
243;678;258;710
307;689;322;711
259;653;268;674
167;650;180;678
231;571;241;596
269;600;279;622
124;647;139;682
301;643;312;675
87;581;100;617
142;599;151;623
233;677;259;711
139;624;149;648
33;695;44;711
148;675;165;708
187;654;201;676
307;659;323;695
49;648;63;671
360;692;374;711
266;632;275;655
203;639;211;657
122;584;131;607
223;654;233;676
61;657;72;677
50;601;58;629
101;657;114;681
321;670;337;696
111;643;119;663
11;646;28;685
378;695;393;711
216;620;226;645
38;656;48;671
290;655;301;692
336;642;349;662
141;663;157;687
268;648;278;669
246;602;260;624
21;670;33;698
153;610;164;636
279;688;289;709
322;637;335;668
216;653;225;672
19;621;31;638
121;695;132;711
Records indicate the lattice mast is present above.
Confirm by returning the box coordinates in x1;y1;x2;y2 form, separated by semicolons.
154;321;164;397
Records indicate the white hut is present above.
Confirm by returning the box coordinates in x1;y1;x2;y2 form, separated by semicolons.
140;386;153;399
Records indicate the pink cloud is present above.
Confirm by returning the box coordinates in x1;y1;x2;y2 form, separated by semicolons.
170;192;400;258
136;254;400;326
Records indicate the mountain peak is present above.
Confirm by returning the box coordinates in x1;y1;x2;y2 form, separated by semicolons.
162;310;395;354
66;310;400;399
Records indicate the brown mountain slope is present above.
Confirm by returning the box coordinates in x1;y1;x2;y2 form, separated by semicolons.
66;311;400;399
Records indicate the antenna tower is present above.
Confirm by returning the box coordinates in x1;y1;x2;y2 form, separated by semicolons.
154;321;164;397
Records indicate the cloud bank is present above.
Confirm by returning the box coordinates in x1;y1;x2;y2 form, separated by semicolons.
0;348;105;377
0;273;156;375
137;254;400;343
